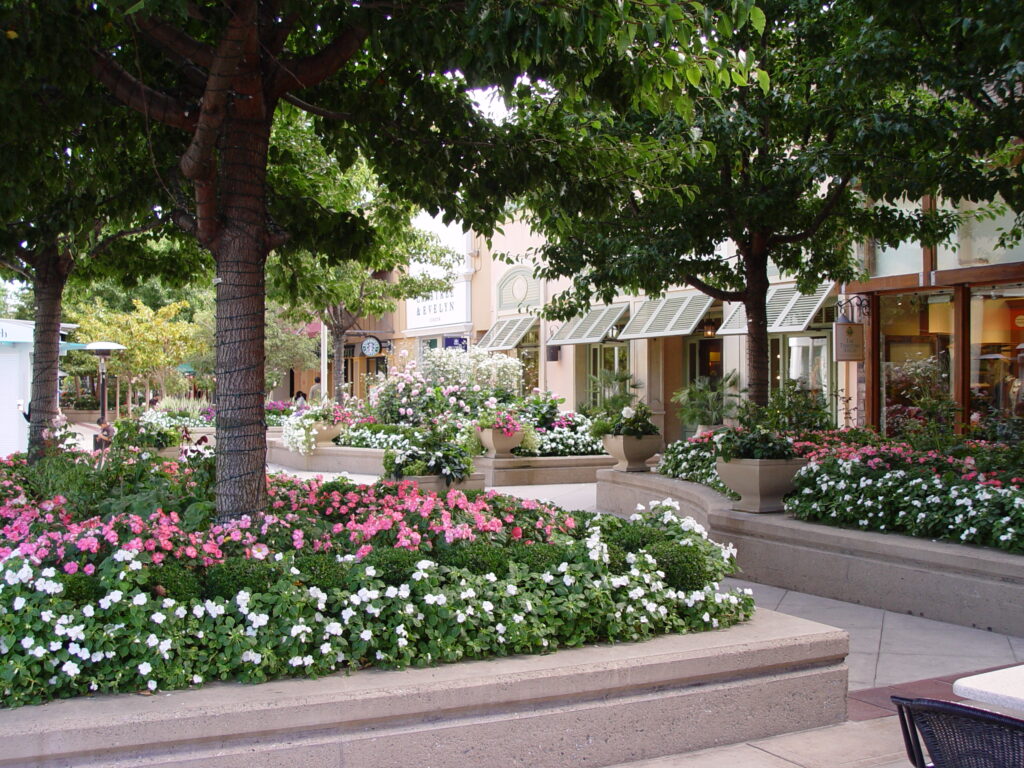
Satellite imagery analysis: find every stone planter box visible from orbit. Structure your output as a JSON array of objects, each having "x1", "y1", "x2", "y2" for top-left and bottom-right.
[
  {"x1": 63, "y1": 409, "x2": 102, "y2": 425},
  {"x1": 596, "y1": 469, "x2": 1024, "y2": 636},
  {"x1": 474, "y1": 454, "x2": 618, "y2": 486},
  {"x1": 0, "y1": 610, "x2": 847, "y2": 768},
  {"x1": 267, "y1": 443, "x2": 387, "y2": 475},
  {"x1": 715, "y1": 457, "x2": 807, "y2": 513},
  {"x1": 389, "y1": 473, "x2": 485, "y2": 493}
]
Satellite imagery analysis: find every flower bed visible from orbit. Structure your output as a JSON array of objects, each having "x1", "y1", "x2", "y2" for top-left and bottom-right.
[
  {"x1": 658, "y1": 429, "x2": 1024, "y2": 553},
  {"x1": 0, "y1": 453, "x2": 752, "y2": 709}
]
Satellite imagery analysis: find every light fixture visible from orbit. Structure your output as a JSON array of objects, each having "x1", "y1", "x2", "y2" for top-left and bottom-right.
[
  {"x1": 702, "y1": 317, "x2": 717, "y2": 337},
  {"x1": 85, "y1": 341, "x2": 126, "y2": 426}
]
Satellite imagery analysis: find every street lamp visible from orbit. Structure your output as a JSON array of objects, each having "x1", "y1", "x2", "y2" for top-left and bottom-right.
[{"x1": 85, "y1": 341, "x2": 126, "y2": 426}]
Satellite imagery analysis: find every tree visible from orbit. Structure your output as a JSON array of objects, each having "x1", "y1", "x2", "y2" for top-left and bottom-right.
[
  {"x1": 520, "y1": 0, "x2": 983, "y2": 405},
  {"x1": 0, "y1": 1, "x2": 203, "y2": 459},
  {"x1": 88, "y1": 0, "x2": 753, "y2": 519},
  {"x1": 70, "y1": 299, "x2": 201, "y2": 407}
]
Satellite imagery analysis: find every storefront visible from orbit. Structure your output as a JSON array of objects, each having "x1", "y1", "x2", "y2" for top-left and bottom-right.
[{"x1": 849, "y1": 198, "x2": 1024, "y2": 431}]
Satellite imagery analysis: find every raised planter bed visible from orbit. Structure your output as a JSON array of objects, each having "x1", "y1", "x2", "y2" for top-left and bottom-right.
[
  {"x1": 474, "y1": 454, "x2": 617, "y2": 486},
  {"x1": 596, "y1": 469, "x2": 1024, "y2": 637},
  {"x1": 0, "y1": 609, "x2": 847, "y2": 768},
  {"x1": 267, "y1": 442, "x2": 386, "y2": 475},
  {"x1": 63, "y1": 409, "x2": 102, "y2": 425}
]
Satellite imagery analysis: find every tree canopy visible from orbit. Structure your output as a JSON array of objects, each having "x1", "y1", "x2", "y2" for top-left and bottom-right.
[{"x1": 519, "y1": 0, "x2": 992, "y2": 404}]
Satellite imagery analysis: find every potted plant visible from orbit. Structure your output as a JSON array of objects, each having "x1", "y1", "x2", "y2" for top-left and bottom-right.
[
  {"x1": 281, "y1": 401, "x2": 349, "y2": 455},
  {"x1": 477, "y1": 408, "x2": 525, "y2": 458},
  {"x1": 712, "y1": 427, "x2": 806, "y2": 513},
  {"x1": 671, "y1": 371, "x2": 740, "y2": 435},
  {"x1": 590, "y1": 402, "x2": 661, "y2": 471}
]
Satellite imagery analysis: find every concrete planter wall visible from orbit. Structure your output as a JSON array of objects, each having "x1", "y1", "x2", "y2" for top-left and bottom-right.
[
  {"x1": 267, "y1": 443, "x2": 387, "y2": 475},
  {"x1": 715, "y1": 457, "x2": 807, "y2": 513},
  {"x1": 64, "y1": 409, "x2": 102, "y2": 425},
  {"x1": 474, "y1": 454, "x2": 617, "y2": 486},
  {"x1": 391, "y1": 473, "x2": 485, "y2": 493},
  {"x1": 0, "y1": 610, "x2": 846, "y2": 768},
  {"x1": 596, "y1": 469, "x2": 1024, "y2": 636}
]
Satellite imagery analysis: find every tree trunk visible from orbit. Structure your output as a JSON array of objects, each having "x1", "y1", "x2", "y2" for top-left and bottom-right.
[
  {"x1": 211, "y1": 47, "x2": 274, "y2": 522},
  {"x1": 743, "y1": 248, "x2": 772, "y2": 407},
  {"x1": 325, "y1": 305, "x2": 358, "y2": 402},
  {"x1": 28, "y1": 247, "x2": 73, "y2": 462}
]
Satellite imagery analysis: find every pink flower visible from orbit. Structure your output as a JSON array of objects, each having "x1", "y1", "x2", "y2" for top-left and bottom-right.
[{"x1": 63, "y1": 562, "x2": 79, "y2": 575}]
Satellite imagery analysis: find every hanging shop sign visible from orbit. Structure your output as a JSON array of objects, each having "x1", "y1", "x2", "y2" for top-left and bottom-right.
[{"x1": 833, "y1": 319, "x2": 865, "y2": 362}]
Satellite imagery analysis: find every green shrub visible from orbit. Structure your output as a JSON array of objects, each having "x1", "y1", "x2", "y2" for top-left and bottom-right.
[
  {"x1": 435, "y1": 541, "x2": 511, "y2": 576},
  {"x1": 605, "y1": 542, "x2": 628, "y2": 574},
  {"x1": 151, "y1": 562, "x2": 204, "y2": 602},
  {"x1": 645, "y1": 541, "x2": 710, "y2": 591},
  {"x1": 565, "y1": 510, "x2": 597, "y2": 539},
  {"x1": 361, "y1": 547, "x2": 421, "y2": 585},
  {"x1": 507, "y1": 542, "x2": 574, "y2": 573},
  {"x1": 319, "y1": 478, "x2": 358, "y2": 496},
  {"x1": 604, "y1": 523, "x2": 669, "y2": 552},
  {"x1": 59, "y1": 573, "x2": 104, "y2": 605},
  {"x1": 205, "y1": 557, "x2": 282, "y2": 599},
  {"x1": 294, "y1": 553, "x2": 352, "y2": 591}
]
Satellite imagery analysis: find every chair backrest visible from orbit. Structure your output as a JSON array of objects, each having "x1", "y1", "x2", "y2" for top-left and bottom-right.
[{"x1": 891, "y1": 696, "x2": 1024, "y2": 768}]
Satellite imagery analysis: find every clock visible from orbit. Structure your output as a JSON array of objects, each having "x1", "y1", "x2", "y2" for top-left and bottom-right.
[{"x1": 360, "y1": 336, "x2": 382, "y2": 357}]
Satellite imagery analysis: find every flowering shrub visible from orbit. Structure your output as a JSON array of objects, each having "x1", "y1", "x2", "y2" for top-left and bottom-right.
[
  {"x1": 114, "y1": 410, "x2": 181, "y2": 450},
  {"x1": 657, "y1": 434, "x2": 736, "y2": 498},
  {"x1": 264, "y1": 401, "x2": 296, "y2": 427},
  {"x1": 788, "y1": 438, "x2": 1024, "y2": 551},
  {"x1": 522, "y1": 412, "x2": 604, "y2": 457},
  {"x1": 712, "y1": 427, "x2": 796, "y2": 461},
  {"x1": 418, "y1": 347, "x2": 524, "y2": 396},
  {"x1": 281, "y1": 400, "x2": 367, "y2": 455},
  {"x1": 590, "y1": 403, "x2": 660, "y2": 439},
  {"x1": 0, "y1": 462, "x2": 753, "y2": 708},
  {"x1": 479, "y1": 409, "x2": 523, "y2": 437}
]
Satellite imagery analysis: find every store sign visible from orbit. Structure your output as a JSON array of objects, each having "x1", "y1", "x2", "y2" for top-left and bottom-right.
[
  {"x1": 443, "y1": 336, "x2": 467, "y2": 350},
  {"x1": 405, "y1": 281, "x2": 470, "y2": 330},
  {"x1": 833, "y1": 321, "x2": 865, "y2": 362}
]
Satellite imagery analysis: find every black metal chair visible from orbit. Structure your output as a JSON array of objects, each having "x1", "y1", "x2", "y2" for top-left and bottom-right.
[{"x1": 892, "y1": 696, "x2": 1024, "y2": 768}]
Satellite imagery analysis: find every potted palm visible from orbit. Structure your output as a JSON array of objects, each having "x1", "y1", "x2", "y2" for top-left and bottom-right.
[
  {"x1": 672, "y1": 371, "x2": 740, "y2": 435},
  {"x1": 712, "y1": 427, "x2": 806, "y2": 513},
  {"x1": 590, "y1": 402, "x2": 661, "y2": 471}
]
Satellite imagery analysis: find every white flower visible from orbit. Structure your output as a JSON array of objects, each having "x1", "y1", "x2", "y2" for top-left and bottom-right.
[
  {"x1": 138, "y1": 662, "x2": 152, "y2": 676},
  {"x1": 360, "y1": 629, "x2": 373, "y2": 642},
  {"x1": 621, "y1": 406, "x2": 636, "y2": 419},
  {"x1": 505, "y1": 584, "x2": 518, "y2": 596},
  {"x1": 132, "y1": 593, "x2": 147, "y2": 606},
  {"x1": 61, "y1": 660, "x2": 80, "y2": 677}
]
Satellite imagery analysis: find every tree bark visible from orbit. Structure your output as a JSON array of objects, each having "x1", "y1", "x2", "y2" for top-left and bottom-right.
[
  {"x1": 28, "y1": 247, "x2": 74, "y2": 462},
  {"x1": 743, "y1": 246, "x2": 772, "y2": 407},
  {"x1": 325, "y1": 305, "x2": 358, "y2": 401}
]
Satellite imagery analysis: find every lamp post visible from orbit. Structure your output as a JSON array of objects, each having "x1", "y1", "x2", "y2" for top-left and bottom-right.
[{"x1": 85, "y1": 341, "x2": 126, "y2": 426}]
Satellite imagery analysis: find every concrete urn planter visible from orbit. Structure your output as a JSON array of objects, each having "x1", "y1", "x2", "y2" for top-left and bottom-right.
[
  {"x1": 479, "y1": 428, "x2": 525, "y2": 458},
  {"x1": 602, "y1": 434, "x2": 661, "y2": 472},
  {"x1": 715, "y1": 457, "x2": 808, "y2": 513},
  {"x1": 313, "y1": 422, "x2": 343, "y2": 445},
  {"x1": 695, "y1": 424, "x2": 725, "y2": 436}
]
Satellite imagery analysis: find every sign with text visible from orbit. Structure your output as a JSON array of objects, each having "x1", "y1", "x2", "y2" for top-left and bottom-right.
[
  {"x1": 833, "y1": 321, "x2": 865, "y2": 362},
  {"x1": 405, "y1": 281, "x2": 470, "y2": 331}
]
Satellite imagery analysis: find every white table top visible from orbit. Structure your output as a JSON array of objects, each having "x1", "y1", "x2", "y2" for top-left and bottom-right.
[{"x1": 953, "y1": 665, "x2": 1024, "y2": 714}]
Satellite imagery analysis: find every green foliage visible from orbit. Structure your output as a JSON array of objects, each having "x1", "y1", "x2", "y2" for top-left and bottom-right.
[
  {"x1": 645, "y1": 541, "x2": 711, "y2": 592},
  {"x1": 151, "y1": 563, "x2": 204, "y2": 602},
  {"x1": 58, "y1": 573, "x2": 104, "y2": 605},
  {"x1": 507, "y1": 542, "x2": 575, "y2": 573},
  {"x1": 589, "y1": 401, "x2": 659, "y2": 438},
  {"x1": 204, "y1": 558, "x2": 284, "y2": 600},
  {"x1": 738, "y1": 379, "x2": 832, "y2": 433},
  {"x1": 673, "y1": 371, "x2": 740, "y2": 426},
  {"x1": 361, "y1": 548, "x2": 421, "y2": 586},
  {"x1": 435, "y1": 542, "x2": 511, "y2": 576},
  {"x1": 603, "y1": 523, "x2": 670, "y2": 553},
  {"x1": 658, "y1": 437, "x2": 737, "y2": 498},
  {"x1": 714, "y1": 428, "x2": 796, "y2": 461},
  {"x1": 294, "y1": 554, "x2": 352, "y2": 592}
]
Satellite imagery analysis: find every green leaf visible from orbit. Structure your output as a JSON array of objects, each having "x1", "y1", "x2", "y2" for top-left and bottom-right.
[
  {"x1": 685, "y1": 66, "x2": 702, "y2": 88},
  {"x1": 749, "y1": 6, "x2": 767, "y2": 35},
  {"x1": 756, "y1": 68, "x2": 770, "y2": 94},
  {"x1": 730, "y1": 69, "x2": 748, "y2": 86}
]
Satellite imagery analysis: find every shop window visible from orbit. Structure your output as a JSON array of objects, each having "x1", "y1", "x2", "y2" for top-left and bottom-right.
[
  {"x1": 937, "y1": 198, "x2": 1024, "y2": 270},
  {"x1": 969, "y1": 286, "x2": 1024, "y2": 421},
  {"x1": 516, "y1": 327, "x2": 539, "y2": 392},
  {"x1": 879, "y1": 292, "x2": 955, "y2": 437},
  {"x1": 686, "y1": 339, "x2": 724, "y2": 383},
  {"x1": 587, "y1": 341, "x2": 629, "y2": 407}
]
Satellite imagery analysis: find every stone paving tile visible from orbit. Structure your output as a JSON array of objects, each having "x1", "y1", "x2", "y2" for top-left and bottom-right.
[
  {"x1": 1009, "y1": 635, "x2": 1024, "y2": 662},
  {"x1": 873, "y1": 653, "x2": 1014, "y2": 687},
  {"x1": 722, "y1": 578, "x2": 786, "y2": 611},
  {"x1": 847, "y1": 698, "x2": 896, "y2": 721},
  {"x1": 878, "y1": 612, "x2": 1016, "y2": 657},
  {"x1": 776, "y1": 591, "x2": 886, "y2": 631},
  {"x1": 846, "y1": 651, "x2": 880, "y2": 691},
  {"x1": 750, "y1": 718, "x2": 907, "y2": 768},
  {"x1": 605, "y1": 743, "x2": 803, "y2": 768}
]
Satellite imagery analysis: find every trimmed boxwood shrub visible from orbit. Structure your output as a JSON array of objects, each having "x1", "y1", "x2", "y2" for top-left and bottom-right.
[
  {"x1": 150, "y1": 562, "x2": 204, "y2": 602},
  {"x1": 508, "y1": 542, "x2": 575, "y2": 573},
  {"x1": 205, "y1": 557, "x2": 283, "y2": 599},
  {"x1": 361, "y1": 547, "x2": 421, "y2": 586},
  {"x1": 604, "y1": 522, "x2": 669, "y2": 552},
  {"x1": 645, "y1": 541, "x2": 710, "y2": 592},
  {"x1": 58, "y1": 573, "x2": 104, "y2": 605},
  {"x1": 294, "y1": 553, "x2": 352, "y2": 592},
  {"x1": 434, "y1": 541, "x2": 511, "y2": 576}
]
